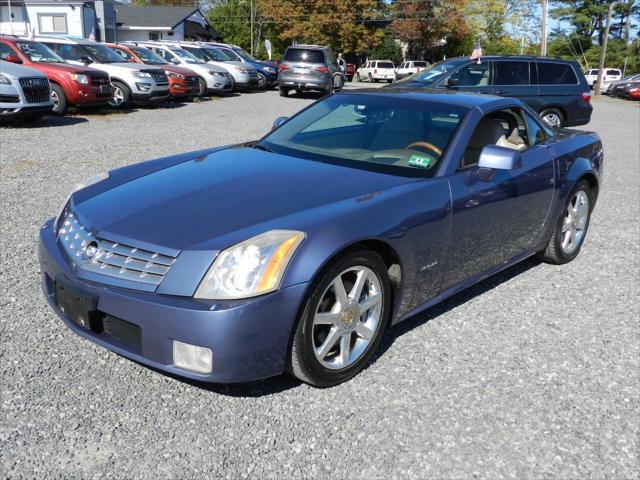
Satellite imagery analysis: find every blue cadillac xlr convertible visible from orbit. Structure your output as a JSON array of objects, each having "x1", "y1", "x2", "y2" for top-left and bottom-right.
[{"x1": 39, "y1": 88, "x2": 603, "y2": 387}]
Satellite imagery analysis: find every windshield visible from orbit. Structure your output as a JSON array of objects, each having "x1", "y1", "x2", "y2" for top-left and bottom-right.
[
  {"x1": 233, "y1": 47, "x2": 257, "y2": 62},
  {"x1": 261, "y1": 94, "x2": 468, "y2": 177},
  {"x1": 173, "y1": 48, "x2": 203, "y2": 64},
  {"x1": 130, "y1": 47, "x2": 166, "y2": 65},
  {"x1": 80, "y1": 44, "x2": 125, "y2": 63},
  {"x1": 401, "y1": 59, "x2": 467, "y2": 85},
  {"x1": 16, "y1": 41, "x2": 64, "y2": 63},
  {"x1": 201, "y1": 46, "x2": 233, "y2": 62},
  {"x1": 182, "y1": 46, "x2": 212, "y2": 62}
]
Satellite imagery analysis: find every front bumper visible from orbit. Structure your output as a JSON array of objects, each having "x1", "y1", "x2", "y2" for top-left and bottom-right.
[
  {"x1": 0, "y1": 104, "x2": 52, "y2": 117},
  {"x1": 70, "y1": 85, "x2": 113, "y2": 106},
  {"x1": 38, "y1": 219, "x2": 308, "y2": 383},
  {"x1": 131, "y1": 88, "x2": 170, "y2": 104}
]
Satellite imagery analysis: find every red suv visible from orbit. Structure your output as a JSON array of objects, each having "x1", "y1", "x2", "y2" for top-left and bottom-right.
[
  {"x1": 0, "y1": 35, "x2": 113, "y2": 114},
  {"x1": 107, "y1": 43, "x2": 199, "y2": 100}
]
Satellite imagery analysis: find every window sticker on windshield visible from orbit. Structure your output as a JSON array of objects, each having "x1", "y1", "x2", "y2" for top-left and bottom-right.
[{"x1": 408, "y1": 154, "x2": 432, "y2": 169}]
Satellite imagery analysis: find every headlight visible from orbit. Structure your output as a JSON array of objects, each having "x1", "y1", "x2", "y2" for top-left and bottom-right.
[
  {"x1": 70, "y1": 73, "x2": 90, "y2": 84},
  {"x1": 0, "y1": 74, "x2": 11, "y2": 84},
  {"x1": 194, "y1": 230, "x2": 305, "y2": 300},
  {"x1": 167, "y1": 71, "x2": 185, "y2": 79},
  {"x1": 230, "y1": 66, "x2": 248, "y2": 73},
  {"x1": 134, "y1": 72, "x2": 152, "y2": 78},
  {"x1": 57, "y1": 172, "x2": 109, "y2": 225},
  {"x1": 265, "y1": 67, "x2": 275, "y2": 73}
]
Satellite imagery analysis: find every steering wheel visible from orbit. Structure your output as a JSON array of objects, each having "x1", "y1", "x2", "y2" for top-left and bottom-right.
[{"x1": 405, "y1": 141, "x2": 443, "y2": 157}]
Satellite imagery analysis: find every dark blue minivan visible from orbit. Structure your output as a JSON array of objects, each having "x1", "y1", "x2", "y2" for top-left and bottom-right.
[{"x1": 397, "y1": 56, "x2": 592, "y2": 127}]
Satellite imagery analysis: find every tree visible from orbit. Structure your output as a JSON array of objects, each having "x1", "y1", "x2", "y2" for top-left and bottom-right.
[
  {"x1": 258, "y1": 0, "x2": 385, "y2": 54},
  {"x1": 370, "y1": 28, "x2": 403, "y2": 64},
  {"x1": 390, "y1": 0, "x2": 469, "y2": 60}
]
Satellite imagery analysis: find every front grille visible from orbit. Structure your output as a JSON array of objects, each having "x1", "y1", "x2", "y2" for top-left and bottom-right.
[
  {"x1": 142, "y1": 69, "x2": 169, "y2": 86},
  {"x1": 90, "y1": 74, "x2": 110, "y2": 86},
  {"x1": 58, "y1": 212, "x2": 177, "y2": 287},
  {"x1": 185, "y1": 76, "x2": 198, "y2": 88},
  {"x1": 19, "y1": 77, "x2": 50, "y2": 103}
]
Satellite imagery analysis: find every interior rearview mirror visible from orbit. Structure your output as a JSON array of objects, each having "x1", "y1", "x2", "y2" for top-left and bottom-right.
[
  {"x1": 478, "y1": 145, "x2": 522, "y2": 171},
  {"x1": 79, "y1": 55, "x2": 93, "y2": 64},
  {"x1": 272, "y1": 116, "x2": 288, "y2": 130}
]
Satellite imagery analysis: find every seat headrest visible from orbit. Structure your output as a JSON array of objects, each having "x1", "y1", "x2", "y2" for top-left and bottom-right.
[{"x1": 468, "y1": 118, "x2": 506, "y2": 150}]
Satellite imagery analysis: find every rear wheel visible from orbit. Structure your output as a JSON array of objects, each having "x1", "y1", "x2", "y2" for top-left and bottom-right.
[
  {"x1": 108, "y1": 81, "x2": 130, "y2": 108},
  {"x1": 288, "y1": 250, "x2": 391, "y2": 387},
  {"x1": 538, "y1": 180, "x2": 593, "y2": 264},
  {"x1": 540, "y1": 107, "x2": 564, "y2": 128},
  {"x1": 279, "y1": 87, "x2": 290, "y2": 97},
  {"x1": 50, "y1": 83, "x2": 68, "y2": 115}
]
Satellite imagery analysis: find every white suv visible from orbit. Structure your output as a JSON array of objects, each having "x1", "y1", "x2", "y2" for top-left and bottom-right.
[
  {"x1": 357, "y1": 60, "x2": 396, "y2": 83},
  {"x1": 584, "y1": 68, "x2": 622, "y2": 88},
  {"x1": 0, "y1": 60, "x2": 52, "y2": 121},
  {"x1": 395, "y1": 60, "x2": 429, "y2": 80},
  {"x1": 37, "y1": 36, "x2": 169, "y2": 108},
  {"x1": 137, "y1": 42, "x2": 232, "y2": 96}
]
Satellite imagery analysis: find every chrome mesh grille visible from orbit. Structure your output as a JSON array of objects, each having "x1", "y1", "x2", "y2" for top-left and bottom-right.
[
  {"x1": 142, "y1": 69, "x2": 169, "y2": 86},
  {"x1": 19, "y1": 77, "x2": 50, "y2": 103},
  {"x1": 58, "y1": 212, "x2": 176, "y2": 287}
]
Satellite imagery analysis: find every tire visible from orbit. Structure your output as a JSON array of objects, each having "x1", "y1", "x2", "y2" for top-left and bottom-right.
[
  {"x1": 279, "y1": 87, "x2": 289, "y2": 97},
  {"x1": 288, "y1": 249, "x2": 392, "y2": 387},
  {"x1": 387, "y1": 79, "x2": 393, "y2": 83},
  {"x1": 50, "y1": 83, "x2": 68, "y2": 115},
  {"x1": 540, "y1": 107, "x2": 564, "y2": 128},
  {"x1": 108, "y1": 81, "x2": 130, "y2": 109},
  {"x1": 537, "y1": 180, "x2": 593, "y2": 265},
  {"x1": 347, "y1": 75, "x2": 353, "y2": 82},
  {"x1": 333, "y1": 74, "x2": 343, "y2": 92},
  {"x1": 256, "y1": 72, "x2": 267, "y2": 90},
  {"x1": 196, "y1": 77, "x2": 207, "y2": 97}
]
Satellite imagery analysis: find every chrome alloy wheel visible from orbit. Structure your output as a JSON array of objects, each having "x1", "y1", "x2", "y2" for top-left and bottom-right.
[
  {"x1": 51, "y1": 89, "x2": 60, "y2": 109},
  {"x1": 542, "y1": 112, "x2": 562, "y2": 127},
  {"x1": 561, "y1": 190, "x2": 589, "y2": 254},
  {"x1": 312, "y1": 266, "x2": 383, "y2": 370},
  {"x1": 108, "y1": 86, "x2": 125, "y2": 107}
]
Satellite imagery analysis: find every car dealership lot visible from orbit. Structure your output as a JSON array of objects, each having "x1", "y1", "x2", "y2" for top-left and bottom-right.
[{"x1": 1, "y1": 88, "x2": 638, "y2": 478}]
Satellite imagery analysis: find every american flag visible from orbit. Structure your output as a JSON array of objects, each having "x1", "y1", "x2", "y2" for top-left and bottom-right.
[{"x1": 470, "y1": 40, "x2": 482, "y2": 63}]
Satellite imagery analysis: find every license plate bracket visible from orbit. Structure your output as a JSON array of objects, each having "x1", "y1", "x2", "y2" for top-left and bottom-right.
[{"x1": 55, "y1": 279, "x2": 100, "y2": 331}]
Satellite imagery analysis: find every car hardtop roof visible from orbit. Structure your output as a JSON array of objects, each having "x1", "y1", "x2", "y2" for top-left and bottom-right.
[
  {"x1": 30, "y1": 35, "x2": 100, "y2": 45},
  {"x1": 340, "y1": 86, "x2": 519, "y2": 109},
  {"x1": 369, "y1": 59, "x2": 394, "y2": 63},
  {"x1": 133, "y1": 41, "x2": 184, "y2": 50},
  {"x1": 445, "y1": 55, "x2": 578, "y2": 64},
  {"x1": 287, "y1": 44, "x2": 329, "y2": 50}
]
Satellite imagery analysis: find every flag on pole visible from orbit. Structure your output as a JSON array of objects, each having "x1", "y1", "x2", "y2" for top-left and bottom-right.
[
  {"x1": 264, "y1": 39, "x2": 272, "y2": 60},
  {"x1": 88, "y1": 27, "x2": 95, "y2": 41},
  {"x1": 470, "y1": 40, "x2": 482, "y2": 64},
  {"x1": 29, "y1": 26, "x2": 36, "y2": 41}
]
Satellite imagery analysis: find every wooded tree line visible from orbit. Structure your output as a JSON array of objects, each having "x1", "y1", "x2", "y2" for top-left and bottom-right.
[{"x1": 136, "y1": 0, "x2": 640, "y2": 71}]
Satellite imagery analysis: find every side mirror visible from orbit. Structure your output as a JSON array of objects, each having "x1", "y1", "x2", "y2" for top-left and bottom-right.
[
  {"x1": 272, "y1": 116, "x2": 288, "y2": 130},
  {"x1": 170, "y1": 58, "x2": 180, "y2": 65},
  {"x1": 79, "y1": 55, "x2": 93, "y2": 64},
  {"x1": 478, "y1": 145, "x2": 522, "y2": 171},
  {"x1": 5, "y1": 54, "x2": 22, "y2": 64},
  {"x1": 445, "y1": 76, "x2": 458, "y2": 88}
]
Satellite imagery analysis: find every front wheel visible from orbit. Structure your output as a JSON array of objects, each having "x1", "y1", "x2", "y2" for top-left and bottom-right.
[
  {"x1": 196, "y1": 77, "x2": 207, "y2": 97},
  {"x1": 50, "y1": 83, "x2": 68, "y2": 115},
  {"x1": 108, "y1": 81, "x2": 130, "y2": 108},
  {"x1": 279, "y1": 87, "x2": 290, "y2": 97},
  {"x1": 288, "y1": 250, "x2": 392, "y2": 387},
  {"x1": 538, "y1": 180, "x2": 593, "y2": 264},
  {"x1": 256, "y1": 72, "x2": 267, "y2": 89}
]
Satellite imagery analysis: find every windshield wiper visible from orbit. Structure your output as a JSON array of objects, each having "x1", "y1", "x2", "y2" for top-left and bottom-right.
[{"x1": 253, "y1": 142, "x2": 273, "y2": 152}]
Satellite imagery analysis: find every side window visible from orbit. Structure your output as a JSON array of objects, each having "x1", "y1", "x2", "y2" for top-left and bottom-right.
[
  {"x1": 523, "y1": 111, "x2": 547, "y2": 146},
  {"x1": 0, "y1": 43, "x2": 15, "y2": 60},
  {"x1": 537, "y1": 62, "x2": 578, "y2": 85},
  {"x1": 606, "y1": 69, "x2": 619, "y2": 76},
  {"x1": 461, "y1": 108, "x2": 529, "y2": 169},
  {"x1": 50, "y1": 44, "x2": 83, "y2": 61},
  {"x1": 449, "y1": 62, "x2": 490, "y2": 87},
  {"x1": 494, "y1": 61, "x2": 529, "y2": 85}
]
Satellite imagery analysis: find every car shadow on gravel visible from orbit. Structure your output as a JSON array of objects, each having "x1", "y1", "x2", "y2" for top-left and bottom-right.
[
  {"x1": 0, "y1": 115, "x2": 89, "y2": 128},
  {"x1": 152, "y1": 257, "x2": 542, "y2": 397}
]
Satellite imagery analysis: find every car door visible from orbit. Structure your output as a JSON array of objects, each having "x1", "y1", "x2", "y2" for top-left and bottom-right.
[
  {"x1": 442, "y1": 60, "x2": 492, "y2": 94},
  {"x1": 443, "y1": 106, "x2": 555, "y2": 288},
  {"x1": 490, "y1": 60, "x2": 537, "y2": 107}
]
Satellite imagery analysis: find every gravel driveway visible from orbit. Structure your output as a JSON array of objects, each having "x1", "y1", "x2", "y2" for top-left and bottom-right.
[{"x1": 1, "y1": 87, "x2": 638, "y2": 479}]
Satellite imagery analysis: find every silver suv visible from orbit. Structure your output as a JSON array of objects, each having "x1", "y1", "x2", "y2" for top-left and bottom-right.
[
  {"x1": 0, "y1": 60, "x2": 52, "y2": 121},
  {"x1": 138, "y1": 42, "x2": 232, "y2": 96},
  {"x1": 278, "y1": 45, "x2": 343, "y2": 97},
  {"x1": 37, "y1": 36, "x2": 169, "y2": 108}
]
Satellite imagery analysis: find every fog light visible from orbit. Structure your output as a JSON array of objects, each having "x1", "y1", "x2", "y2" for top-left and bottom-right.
[
  {"x1": 172, "y1": 340, "x2": 212, "y2": 374},
  {"x1": 136, "y1": 82, "x2": 151, "y2": 91}
]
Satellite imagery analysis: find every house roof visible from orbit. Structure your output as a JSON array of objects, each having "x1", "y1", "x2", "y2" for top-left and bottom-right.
[{"x1": 115, "y1": 6, "x2": 203, "y2": 29}]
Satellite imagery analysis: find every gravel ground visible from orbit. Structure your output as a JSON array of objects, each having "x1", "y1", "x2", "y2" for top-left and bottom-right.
[{"x1": 1, "y1": 86, "x2": 638, "y2": 479}]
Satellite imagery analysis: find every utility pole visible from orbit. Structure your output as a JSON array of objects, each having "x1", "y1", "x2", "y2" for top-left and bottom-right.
[
  {"x1": 594, "y1": 2, "x2": 615, "y2": 96},
  {"x1": 7, "y1": 0, "x2": 14, "y2": 35},
  {"x1": 540, "y1": 0, "x2": 548, "y2": 56},
  {"x1": 250, "y1": 0, "x2": 255, "y2": 56}
]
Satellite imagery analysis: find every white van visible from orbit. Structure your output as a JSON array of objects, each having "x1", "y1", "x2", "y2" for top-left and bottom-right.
[{"x1": 584, "y1": 68, "x2": 622, "y2": 88}]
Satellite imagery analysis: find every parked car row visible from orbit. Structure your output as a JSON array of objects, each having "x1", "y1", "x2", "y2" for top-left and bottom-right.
[
  {"x1": 603, "y1": 73, "x2": 640, "y2": 99},
  {"x1": 0, "y1": 34, "x2": 279, "y2": 122}
]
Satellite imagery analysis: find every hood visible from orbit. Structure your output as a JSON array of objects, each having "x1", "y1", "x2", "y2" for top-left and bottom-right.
[
  {"x1": 32, "y1": 62, "x2": 96, "y2": 74},
  {"x1": 161, "y1": 64, "x2": 197, "y2": 76},
  {"x1": 0, "y1": 60, "x2": 47, "y2": 78},
  {"x1": 222, "y1": 60, "x2": 254, "y2": 70},
  {"x1": 74, "y1": 147, "x2": 411, "y2": 251}
]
